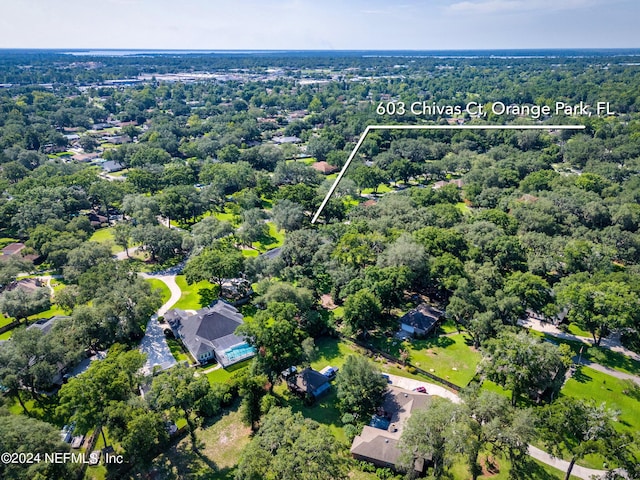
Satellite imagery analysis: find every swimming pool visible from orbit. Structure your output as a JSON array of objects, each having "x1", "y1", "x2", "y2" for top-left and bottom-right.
[{"x1": 224, "y1": 343, "x2": 256, "y2": 361}]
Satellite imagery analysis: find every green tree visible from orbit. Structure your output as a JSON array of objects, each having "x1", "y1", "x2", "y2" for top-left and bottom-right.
[
  {"x1": 235, "y1": 407, "x2": 344, "y2": 480},
  {"x1": 184, "y1": 243, "x2": 244, "y2": 290},
  {"x1": 343, "y1": 288, "x2": 382, "y2": 336},
  {"x1": 539, "y1": 397, "x2": 618, "y2": 480},
  {"x1": 146, "y1": 363, "x2": 210, "y2": 445},
  {"x1": 398, "y1": 396, "x2": 460, "y2": 478},
  {"x1": 0, "y1": 415, "x2": 79, "y2": 480},
  {"x1": 481, "y1": 331, "x2": 568, "y2": 405},
  {"x1": 558, "y1": 278, "x2": 639, "y2": 346},
  {"x1": 236, "y1": 302, "x2": 305, "y2": 386},
  {"x1": 57, "y1": 348, "x2": 146, "y2": 447},
  {"x1": 335, "y1": 355, "x2": 387, "y2": 419},
  {"x1": 0, "y1": 287, "x2": 50, "y2": 323}
]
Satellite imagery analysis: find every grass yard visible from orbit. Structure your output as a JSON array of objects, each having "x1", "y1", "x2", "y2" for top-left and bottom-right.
[
  {"x1": 565, "y1": 322, "x2": 593, "y2": 338},
  {"x1": 558, "y1": 366, "x2": 640, "y2": 469},
  {"x1": 173, "y1": 275, "x2": 215, "y2": 311},
  {"x1": 0, "y1": 313, "x2": 14, "y2": 328},
  {"x1": 455, "y1": 202, "x2": 471, "y2": 214},
  {"x1": 204, "y1": 359, "x2": 251, "y2": 384},
  {"x1": 152, "y1": 404, "x2": 251, "y2": 480},
  {"x1": 361, "y1": 183, "x2": 393, "y2": 195},
  {"x1": 28, "y1": 304, "x2": 67, "y2": 321},
  {"x1": 146, "y1": 278, "x2": 171, "y2": 305},
  {"x1": 251, "y1": 222, "x2": 285, "y2": 252},
  {"x1": 370, "y1": 332, "x2": 481, "y2": 387},
  {"x1": 562, "y1": 366, "x2": 640, "y2": 435},
  {"x1": 276, "y1": 384, "x2": 347, "y2": 444},
  {"x1": 89, "y1": 227, "x2": 124, "y2": 254}
]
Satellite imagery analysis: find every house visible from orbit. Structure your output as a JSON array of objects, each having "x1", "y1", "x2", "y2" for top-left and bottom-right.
[
  {"x1": 432, "y1": 178, "x2": 464, "y2": 190},
  {"x1": 72, "y1": 152, "x2": 101, "y2": 163},
  {"x1": 0, "y1": 242, "x2": 42, "y2": 265},
  {"x1": 2, "y1": 242, "x2": 26, "y2": 256},
  {"x1": 312, "y1": 161, "x2": 339, "y2": 175},
  {"x1": 399, "y1": 303, "x2": 442, "y2": 337},
  {"x1": 5, "y1": 277, "x2": 44, "y2": 293},
  {"x1": 27, "y1": 316, "x2": 70, "y2": 335},
  {"x1": 165, "y1": 301, "x2": 255, "y2": 367},
  {"x1": 350, "y1": 386, "x2": 432, "y2": 474},
  {"x1": 100, "y1": 160, "x2": 125, "y2": 173},
  {"x1": 272, "y1": 135, "x2": 301, "y2": 144},
  {"x1": 102, "y1": 135, "x2": 131, "y2": 145},
  {"x1": 287, "y1": 367, "x2": 331, "y2": 400}
]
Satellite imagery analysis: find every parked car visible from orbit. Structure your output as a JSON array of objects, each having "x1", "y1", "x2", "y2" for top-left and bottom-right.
[
  {"x1": 413, "y1": 386, "x2": 427, "y2": 394},
  {"x1": 381, "y1": 374, "x2": 391, "y2": 384},
  {"x1": 320, "y1": 366, "x2": 338, "y2": 380}
]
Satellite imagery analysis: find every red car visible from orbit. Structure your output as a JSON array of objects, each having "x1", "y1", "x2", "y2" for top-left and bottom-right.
[{"x1": 413, "y1": 386, "x2": 427, "y2": 394}]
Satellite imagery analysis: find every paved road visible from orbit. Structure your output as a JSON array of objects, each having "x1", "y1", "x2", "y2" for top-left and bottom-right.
[
  {"x1": 576, "y1": 357, "x2": 640, "y2": 385},
  {"x1": 138, "y1": 274, "x2": 181, "y2": 375},
  {"x1": 113, "y1": 246, "x2": 139, "y2": 261},
  {"x1": 518, "y1": 317, "x2": 640, "y2": 362},
  {"x1": 386, "y1": 373, "x2": 461, "y2": 403},
  {"x1": 528, "y1": 446, "x2": 606, "y2": 480}
]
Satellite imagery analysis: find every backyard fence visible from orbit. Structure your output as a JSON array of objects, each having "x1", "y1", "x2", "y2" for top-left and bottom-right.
[{"x1": 342, "y1": 334, "x2": 462, "y2": 392}]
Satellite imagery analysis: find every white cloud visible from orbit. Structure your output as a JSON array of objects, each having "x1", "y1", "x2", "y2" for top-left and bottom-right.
[{"x1": 446, "y1": 0, "x2": 598, "y2": 15}]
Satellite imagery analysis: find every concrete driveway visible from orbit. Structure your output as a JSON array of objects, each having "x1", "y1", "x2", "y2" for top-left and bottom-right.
[{"x1": 138, "y1": 274, "x2": 182, "y2": 375}]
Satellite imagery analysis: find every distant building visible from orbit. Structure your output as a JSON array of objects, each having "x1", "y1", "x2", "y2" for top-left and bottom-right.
[
  {"x1": 165, "y1": 301, "x2": 255, "y2": 367},
  {"x1": 432, "y1": 178, "x2": 464, "y2": 190},
  {"x1": 5, "y1": 277, "x2": 45, "y2": 293},
  {"x1": 272, "y1": 135, "x2": 301, "y2": 144},
  {"x1": 27, "y1": 316, "x2": 70, "y2": 335},
  {"x1": 100, "y1": 160, "x2": 125, "y2": 173},
  {"x1": 312, "y1": 161, "x2": 339, "y2": 175}
]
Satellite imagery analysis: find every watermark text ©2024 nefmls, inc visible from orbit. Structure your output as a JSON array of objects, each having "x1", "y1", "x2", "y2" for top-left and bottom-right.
[
  {"x1": 1, "y1": 451, "x2": 124, "y2": 465},
  {"x1": 376, "y1": 100, "x2": 615, "y2": 119}
]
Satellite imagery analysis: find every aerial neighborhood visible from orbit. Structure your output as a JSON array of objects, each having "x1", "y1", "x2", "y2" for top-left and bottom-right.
[{"x1": 0, "y1": 46, "x2": 639, "y2": 480}]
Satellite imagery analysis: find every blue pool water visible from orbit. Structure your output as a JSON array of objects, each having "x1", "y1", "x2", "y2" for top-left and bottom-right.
[
  {"x1": 370, "y1": 415, "x2": 390, "y2": 430},
  {"x1": 224, "y1": 343, "x2": 256, "y2": 361}
]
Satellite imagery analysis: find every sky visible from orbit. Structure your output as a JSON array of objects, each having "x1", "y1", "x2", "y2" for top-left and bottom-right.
[{"x1": 0, "y1": 0, "x2": 638, "y2": 50}]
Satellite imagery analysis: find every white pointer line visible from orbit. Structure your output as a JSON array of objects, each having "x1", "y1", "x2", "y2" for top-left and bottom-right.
[{"x1": 310, "y1": 124, "x2": 586, "y2": 224}]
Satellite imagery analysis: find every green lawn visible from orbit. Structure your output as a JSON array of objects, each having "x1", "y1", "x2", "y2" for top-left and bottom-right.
[
  {"x1": 0, "y1": 313, "x2": 14, "y2": 328},
  {"x1": 562, "y1": 366, "x2": 640, "y2": 435},
  {"x1": 204, "y1": 359, "x2": 251, "y2": 384},
  {"x1": 146, "y1": 278, "x2": 171, "y2": 305},
  {"x1": 173, "y1": 275, "x2": 214, "y2": 311},
  {"x1": 251, "y1": 222, "x2": 285, "y2": 252},
  {"x1": 361, "y1": 183, "x2": 393, "y2": 195},
  {"x1": 455, "y1": 202, "x2": 471, "y2": 214},
  {"x1": 151, "y1": 403, "x2": 251, "y2": 480},
  {"x1": 558, "y1": 366, "x2": 640, "y2": 469},
  {"x1": 89, "y1": 227, "x2": 124, "y2": 254},
  {"x1": 370, "y1": 332, "x2": 481, "y2": 387},
  {"x1": 565, "y1": 322, "x2": 593, "y2": 338}
]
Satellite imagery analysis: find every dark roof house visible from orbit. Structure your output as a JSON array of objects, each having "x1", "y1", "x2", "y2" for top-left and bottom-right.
[
  {"x1": 399, "y1": 303, "x2": 442, "y2": 337},
  {"x1": 165, "y1": 301, "x2": 255, "y2": 367},
  {"x1": 287, "y1": 367, "x2": 331, "y2": 399},
  {"x1": 27, "y1": 316, "x2": 70, "y2": 335}
]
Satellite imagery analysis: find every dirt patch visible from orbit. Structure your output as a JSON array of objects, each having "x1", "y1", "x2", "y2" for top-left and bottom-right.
[
  {"x1": 480, "y1": 455, "x2": 500, "y2": 477},
  {"x1": 321, "y1": 294, "x2": 337, "y2": 310}
]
